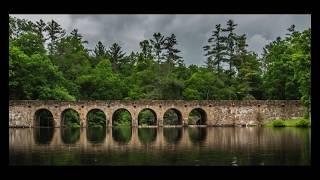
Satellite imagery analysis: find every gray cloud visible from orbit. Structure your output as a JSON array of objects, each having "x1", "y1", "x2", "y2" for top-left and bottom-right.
[{"x1": 10, "y1": 14, "x2": 310, "y2": 65}]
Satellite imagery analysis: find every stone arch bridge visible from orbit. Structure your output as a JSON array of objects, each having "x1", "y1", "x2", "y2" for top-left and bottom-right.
[{"x1": 9, "y1": 100, "x2": 304, "y2": 128}]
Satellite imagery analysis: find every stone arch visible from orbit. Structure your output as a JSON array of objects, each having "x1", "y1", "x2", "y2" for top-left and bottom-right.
[
  {"x1": 112, "y1": 108, "x2": 132, "y2": 126},
  {"x1": 163, "y1": 108, "x2": 183, "y2": 125},
  {"x1": 188, "y1": 108, "x2": 208, "y2": 125},
  {"x1": 86, "y1": 108, "x2": 107, "y2": 128},
  {"x1": 34, "y1": 108, "x2": 54, "y2": 128},
  {"x1": 137, "y1": 108, "x2": 157, "y2": 126},
  {"x1": 61, "y1": 108, "x2": 80, "y2": 128}
]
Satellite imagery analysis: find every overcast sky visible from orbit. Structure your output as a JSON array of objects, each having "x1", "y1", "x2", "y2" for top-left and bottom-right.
[{"x1": 11, "y1": 14, "x2": 311, "y2": 66}]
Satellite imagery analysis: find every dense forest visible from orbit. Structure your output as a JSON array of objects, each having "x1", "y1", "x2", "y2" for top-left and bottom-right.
[{"x1": 9, "y1": 16, "x2": 311, "y2": 127}]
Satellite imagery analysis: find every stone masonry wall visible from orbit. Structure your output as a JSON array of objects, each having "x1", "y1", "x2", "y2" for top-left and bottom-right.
[{"x1": 9, "y1": 100, "x2": 304, "y2": 128}]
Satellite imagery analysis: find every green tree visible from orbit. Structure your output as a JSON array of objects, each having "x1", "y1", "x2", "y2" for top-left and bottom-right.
[
  {"x1": 45, "y1": 20, "x2": 66, "y2": 55},
  {"x1": 107, "y1": 43, "x2": 126, "y2": 72},
  {"x1": 203, "y1": 24, "x2": 226, "y2": 73}
]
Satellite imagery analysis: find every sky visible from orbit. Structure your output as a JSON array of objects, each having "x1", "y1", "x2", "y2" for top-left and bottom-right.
[{"x1": 11, "y1": 14, "x2": 311, "y2": 66}]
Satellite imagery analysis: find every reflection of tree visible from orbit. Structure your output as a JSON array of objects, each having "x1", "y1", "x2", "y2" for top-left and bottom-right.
[
  {"x1": 61, "y1": 128, "x2": 80, "y2": 144},
  {"x1": 164, "y1": 128, "x2": 182, "y2": 144},
  {"x1": 34, "y1": 128, "x2": 54, "y2": 144},
  {"x1": 87, "y1": 127, "x2": 106, "y2": 144},
  {"x1": 112, "y1": 127, "x2": 132, "y2": 144},
  {"x1": 138, "y1": 128, "x2": 157, "y2": 144},
  {"x1": 188, "y1": 128, "x2": 207, "y2": 144}
]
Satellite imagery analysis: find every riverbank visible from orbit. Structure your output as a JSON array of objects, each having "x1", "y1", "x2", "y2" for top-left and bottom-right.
[{"x1": 263, "y1": 118, "x2": 311, "y2": 127}]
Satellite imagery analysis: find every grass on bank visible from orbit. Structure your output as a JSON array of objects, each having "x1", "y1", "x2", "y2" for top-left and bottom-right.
[{"x1": 264, "y1": 118, "x2": 311, "y2": 127}]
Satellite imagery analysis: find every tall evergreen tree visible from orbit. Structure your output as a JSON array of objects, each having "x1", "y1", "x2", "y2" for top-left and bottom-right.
[
  {"x1": 107, "y1": 43, "x2": 126, "y2": 72},
  {"x1": 45, "y1": 20, "x2": 66, "y2": 55},
  {"x1": 222, "y1": 19, "x2": 238, "y2": 75},
  {"x1": 150, "y1": 32, "x2": 165, "y2": 64},
  {"x1": 139, "y1": 40, "x2": 153, "y2": 60},
  {"x1": 163, "y1": 34, "x2": 183, "y2": 67},
  {"x1": 203, "y1": 24, "x2": 226, "y2": 73}
]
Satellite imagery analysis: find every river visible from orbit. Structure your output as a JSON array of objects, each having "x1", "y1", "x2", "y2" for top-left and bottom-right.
[{"x1": 9, "y1": 127, "x2": 310, "y2": 166}]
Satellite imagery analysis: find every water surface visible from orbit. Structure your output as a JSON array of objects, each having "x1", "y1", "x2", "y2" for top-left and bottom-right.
[{"x1": 9, "y1": 127, "x2": 310, "y2": 166}]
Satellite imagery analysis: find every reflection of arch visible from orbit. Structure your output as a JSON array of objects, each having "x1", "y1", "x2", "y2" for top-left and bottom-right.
[
  {"x1": 163, "y1": 108, "x2": 183, "y2": 125},
  {"x1": 188, "y1": 127, "x2": 207, "y2": 144},
  {"x1": 188, "y1": 108, "x2": 207, "y2": 125},
  {"x1": 61, "y1": 108, "x2": 80, "y2": 127},
  {"x1": 61, "y1": 128, "x2": 80, "y2": 144},
  {"x1": 87, "y1": 127, "x2": 106, "y2": 144},
  {"x1": 34, "y1": 109, "x2": 54, "y2": 127},
  {"x1": 112, "y1": 108, "x2": 132, "y2": 126},
  {"x1": 138, "y1": 108, "x2": 157, "y2": 126},
  {"x1": 138, "y1": 128, "x2": 157, "y2": 144},
  {"x1": 112, "y1": 127, "x2": 132, "y2": 144},
  {"x1": 164, "y1": 128, "x2": 182, "y2": 144},
  {"x1": 34, "y1": 128, "x2": 54, "y2": 144},
  {"x1": 86, "y1": 108, "x2": 107, "y2": 128}
]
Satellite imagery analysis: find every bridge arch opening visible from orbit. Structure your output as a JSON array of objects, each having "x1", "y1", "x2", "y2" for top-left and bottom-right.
[
  {"x1": 86, "y1": 109, "x2": 107, "y2": 128},
  {"x1": 163, "y1": 108, "x2": 183, "y2": 125},
  {"x1": 61, "y1": 108, "x2": 80, "y2": 128},
  {"x1": 112, "y1": 108, "x2": 132, "y2": 126},
  {"x1": 188, "y1": 108, "x2": 207, "y2": 125},
  {"x1": 34, "y1": 109, "x2": 54, "y2": 128},
  {"x1": 138, "y1": 108, "x2": 157, "y2": 126}
]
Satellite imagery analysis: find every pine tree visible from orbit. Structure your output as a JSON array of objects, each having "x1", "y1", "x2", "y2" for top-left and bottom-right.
[
  {"x1": 139, "y1": 40, "x2": 153, "y2": 59},
  {"x1": 45, "y1": 20, "x2": 66, "y2": 55},
  {"x1": 163, "y1": 34, "x2": 182, "y2": 67},
  {"x1": 107, "y1": 43, "x2": 126, "y2": 72},
  {"x1": 203, "y1": 24, "x2": 226, "y2": 73},
  {"x1": 150, "y1": 32, "x2": 165, "y2": 64},
  {"x1": 222, "y1": 19, "x2": 238, "y2": 75}
]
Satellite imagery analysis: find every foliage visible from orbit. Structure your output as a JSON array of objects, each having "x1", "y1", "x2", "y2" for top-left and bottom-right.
[
  {"x1": 295, "y1": 119, "x2": 310, "y2": 127},
  {"x1": 62, "y1": 110, "x2": 80, "y2": 128},
  {"x1": 9, "y1": 16, "x2": 311, "y2": 126},
  {"x1": 87, "y1": 110, "x2": 106, "y2": 128},
  {"x1": 264, "y1": 118, "x2": 311, "y2": 127},
  {"x1": 138, "y1": 109, "x2": 156, "y2": 126},
  {"x1": 272, "y1": 119, "x2": 286, "y2": 127}
]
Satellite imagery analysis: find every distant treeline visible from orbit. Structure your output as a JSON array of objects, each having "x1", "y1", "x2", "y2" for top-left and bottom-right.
[{"x1": 9, "y1": 16, "x2": 310, "y2": 118}]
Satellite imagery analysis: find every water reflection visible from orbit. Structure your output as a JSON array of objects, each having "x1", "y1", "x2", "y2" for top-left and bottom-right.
[
  {"x1": 112, "y1": 127, "x2": 132, "y2": 144},
  {"x1": 61, "y1": 128, "x2": 80, "y2": 144},
  {"x1": 138, "y1": 128, "x2": 157, "y2": 144},
  {"x1": 34, "y1": 128, "x2": 54, "y2": 144},
  {"x1": 9, "y1": 127, "x2": 311, "y2": 165},
  {"x1": 164, "y1": 128, "x2": 182, "y2": 144},
  {"x1": 188, "y1": 127, "x2": 207, "y2": 144},
  {"x1": 87, "y1": 127, "x2": 106, "y2": 144}
]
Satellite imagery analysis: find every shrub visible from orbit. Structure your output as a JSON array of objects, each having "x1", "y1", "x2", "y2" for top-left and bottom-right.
[
  {"x1": 296, "y1": 119, "x2": 310, "y2": 127},
  {"x1": 272, "y1": 119, "x2": 286, "y2": 127}
]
